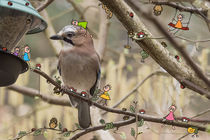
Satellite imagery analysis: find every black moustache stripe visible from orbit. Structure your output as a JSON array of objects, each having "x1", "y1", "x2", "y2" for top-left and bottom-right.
[{"x1": 63, "y1": 37, "x2": 75, "y2": 46}]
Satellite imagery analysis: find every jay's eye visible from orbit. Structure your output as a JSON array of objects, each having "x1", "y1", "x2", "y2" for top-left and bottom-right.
[{"x1": 67, "y1": 33, "x2": 74, "y2": 38}]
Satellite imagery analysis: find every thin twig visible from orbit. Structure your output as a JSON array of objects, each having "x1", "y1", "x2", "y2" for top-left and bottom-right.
[
  {"x1": 36, "y1": 0, "x2": 55, "y2": 12},
  {"x1": 191, "y1": 109, "x2": 210, "y2": 119},
  {"x1": 7, "y1": 84, "x2": 71, "y2": 106},
  {"x1": 147, "y1": 35, "x2": 210, "y2": 43},
  {"x1": 69, "y1": 119, "x2": 136, "y2": 140},
  {"x1": 150, "y1": 2, "x2": 207, "y2": 16},
  {"x1": 178, "y1": 133, "x2": 190, "y2": 140},
  {"x1": 11, "y1": 127, "x2": 80, "y2": 140},
  {"x1": 97, "y1": 6, "x2": 110, "y2": 60},
  {"x1": 112, "y1": 71, "x2": 169, "y2": 109}
]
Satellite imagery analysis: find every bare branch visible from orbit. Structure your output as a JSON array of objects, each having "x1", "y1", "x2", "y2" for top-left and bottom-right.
[
  {"x1": 112, "y1": 71, "x2": 169, "y2": 109},
  {"x1": 7, "y1": 85, "x2": 71, "y2": 107},
  {"x1": 150, "y1": 2, "x2": 207, "y2": 16},
  {"x1": 70, "y1": 119, "x2": 136, "y2": 140},
  {"x1": 191, "y1": 109, "x2": 210, "y2": 119},
  {"x1": 36, "y1": 0, "x2": 55, "y2": 12},
  {"x1": 178, "y1": 133, "x2": 190, "y2": 140},
  {"x1": 97, "y1": 6, "x2": 110, "y2": 60},
  {"x1": 8, "y1": 68, "x2": 209, "y2": 139},
  {"x1": 40, "y1": 10, "x2": 63, "y2": 56},
  {"x1": 31, "y1": 69, "x2": 207, "y2": 133}
]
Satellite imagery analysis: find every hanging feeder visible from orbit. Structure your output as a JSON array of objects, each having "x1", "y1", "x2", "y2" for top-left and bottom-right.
[{"x1": 0, "y1": 0, "x2": 47, "y2": 86}]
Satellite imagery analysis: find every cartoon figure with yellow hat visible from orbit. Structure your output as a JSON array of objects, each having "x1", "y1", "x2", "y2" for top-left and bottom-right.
[{"x1": 99, "y1": 84, "x2": 111, "y2": 106}]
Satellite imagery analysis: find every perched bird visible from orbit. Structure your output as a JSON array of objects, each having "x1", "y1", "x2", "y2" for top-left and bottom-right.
[{"x1": 50, "y1": 25, "x2": 100, "y2": 128}]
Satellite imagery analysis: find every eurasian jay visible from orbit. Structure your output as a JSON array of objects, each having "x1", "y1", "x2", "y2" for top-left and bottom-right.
[{"x1": 50, "y1": 25, "x2": 100, "y2": 128}]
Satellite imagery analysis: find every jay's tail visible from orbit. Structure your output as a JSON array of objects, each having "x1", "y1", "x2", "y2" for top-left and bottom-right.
[{"x1": 78, "y1": 101, "x2": 91, "y2": 128}]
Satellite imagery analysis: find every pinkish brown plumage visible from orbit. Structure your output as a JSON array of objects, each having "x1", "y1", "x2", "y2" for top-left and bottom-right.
[{"x1": 50, "y1": 25, "x2": 100, "y2": 128}]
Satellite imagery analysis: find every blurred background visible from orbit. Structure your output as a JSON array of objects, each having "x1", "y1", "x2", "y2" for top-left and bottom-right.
[{"x1": 0, "y1": 0, "x2": 210, "y2": 139}]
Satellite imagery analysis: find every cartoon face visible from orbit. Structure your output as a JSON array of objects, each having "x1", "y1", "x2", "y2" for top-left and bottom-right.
[
  {"x1": 169, "y1": 105, "x2": 176, "y2": 112},
  {"x1": 15, "y1": 47, "x2": 19, "y2": 53},
  {"x1": 103, "y1": 85, "x2": 111, "y2": 92},
  {"x1": 177, "y1": 14, "x2": 183, "y2": 21},
  {"x1": 72, "y1": 20, "x2": 78, "y2": 26},
  {"x1": 24, "y1": 46, "x2": 30, "y2": 53}
]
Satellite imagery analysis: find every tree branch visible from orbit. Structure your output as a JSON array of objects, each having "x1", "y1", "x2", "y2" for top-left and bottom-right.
[
  {"x1": 7, "y1": 69, "x2": 210, "y2": 139},
  {"x1": 31, "y1": 69, "x2": 207, "y2": 132},
  {"x1": 111, "y1": 71, "x2": 169, "y2": 109},
  {"x1": 7, "y1": 84, "x2": 71, "y2": 107},
  {"x1": 98, "y1": 0, "x2": 210, "y2": 99},
  {"x1": 40, "y1": 10, "x2": 63, "y2": 56},
  {"x1": 150, "y1": 2, "x2": 207, "y2": 16},
  {"x1": 36, "y1": 0, "x2": 55, "y2": 12},
  {"x1": 7, "y1": 79, "x2": 210, "y2": 124},
  {"x1": 97, "y1": 6, "x2": 110, "y2": 60},
  {"x1": 70, "y1": 118, "x2": 136, "y2": 140}
]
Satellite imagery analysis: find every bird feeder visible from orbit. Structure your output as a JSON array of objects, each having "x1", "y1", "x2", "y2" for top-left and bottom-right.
[{"x1": 0, "y1": 0, "x2": 47, "y2": 86}]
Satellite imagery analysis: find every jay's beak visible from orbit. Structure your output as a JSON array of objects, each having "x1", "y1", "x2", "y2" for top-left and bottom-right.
[{"x1": 50, "y1": 34, "x2": 63, "y2": 40}]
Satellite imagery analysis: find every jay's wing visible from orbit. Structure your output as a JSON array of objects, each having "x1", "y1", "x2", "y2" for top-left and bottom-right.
[
  {"x1": 57, "y1": 60, "x2": 61, "y2": 76},
  {"x1": 90, "y1": 53, "x2": 101, "y2": 96}
]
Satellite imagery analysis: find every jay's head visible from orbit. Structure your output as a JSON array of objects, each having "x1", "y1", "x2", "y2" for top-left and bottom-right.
[{"x1": 50, "y1": 25, "x2": 93, "y2": 47}]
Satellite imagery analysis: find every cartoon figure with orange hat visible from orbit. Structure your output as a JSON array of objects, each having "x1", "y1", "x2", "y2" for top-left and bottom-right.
[{"x1": 99, "y1": 84, "x2": 111, "y2": 106}]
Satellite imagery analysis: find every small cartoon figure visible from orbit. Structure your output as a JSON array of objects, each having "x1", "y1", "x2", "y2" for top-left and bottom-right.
[
  {"x1": 72, "y1": 19, "x2": 79, "y2": 26},
  {"x1": 153, "y1": 5, "x2": 163, "y2": 16},
  {"x1": 168, "y1": 12, "x2": 192, "y2": 34},
  {"x1": 187, "y1": 127, "x2": 199, "y2": 137},
  {"x1": 49, "y1": 117, "x2": 58, "y2": 129},
  {"x1": 13, "y1": 47, "x2": 20, "y2": 56},
  {"x1": 22, "y1": 45, "x2": 31, "y2": 61},
  {"x1": 140, "y1": 50, "x2": 149, "y2": 63},
  {"x1": 164, "y1": 105, "x2": 176, "y2": 121},
  {"x1": 71, "y1": 19, "x2": 88, "y2": 29},
  {"x1": 162, "y1": 105, "x2": 176, "y2": 129},
  {"x1": 99, "y1": 3, "x2": 113, "y2": 19},
  {"x1": 175, "y1": 14, "x2": 184, "y2": 29},
  {"x1": 99, "y1": 84, "x2": 111, "y2": 106}
]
